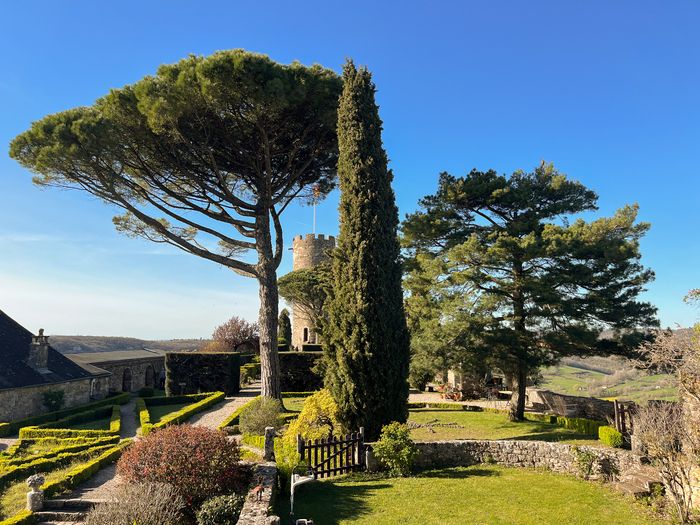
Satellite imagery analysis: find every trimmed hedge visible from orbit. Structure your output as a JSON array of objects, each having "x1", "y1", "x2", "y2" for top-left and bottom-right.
[
  {"x1": 598, "y1": 425, "x2": 625, "y2": 448},
  {"x1": 141, "y1": 392, "x2": 224, "y2": 436},
  {"x1": 0, "y1": 436, "x2": 119, "y2": 467},
  {"x1": 0, "y1": 444, "x2": 115, "y2": 489},
  {"x1": 0, "y1": 393, "x2": 130, "y2": 437},
  {"x1": 0, "y1": 510, "x2": 36, "y2": 525},
  {"x1": 279, "y1": 351, "x2": 323, "y2": 391},
  {"x1": 42, "y1": 440, "x2": 132, "y2": 498},
  {"x1": 556, "y1": 416, "x2": 606, "y2": 436},
  {"x1": 143, "y1": 392, "x2": 213, "y2": 406},
  {"x1": 165, "y1": 352, "x2": 240, "y2": 396},
  {"x1": 281, "y1": 391, "x2": 317, "y2": 399}
]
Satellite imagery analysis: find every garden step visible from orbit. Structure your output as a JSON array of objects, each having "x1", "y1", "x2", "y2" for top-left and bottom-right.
[
  {"x1": 33, "y1": 510, "x2": 87, "y2": 522},
  {"x1": 43, "y1": 498, "x2": 98, "y2": 510}
]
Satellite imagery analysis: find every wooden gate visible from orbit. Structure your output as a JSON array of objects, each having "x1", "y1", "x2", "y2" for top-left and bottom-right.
[
  {"x1": 613, "y1": 400, "x2": 636, "y2": 437},
  {"x1": 296, "y1": 428, "x2": 365, "y2": 479}
]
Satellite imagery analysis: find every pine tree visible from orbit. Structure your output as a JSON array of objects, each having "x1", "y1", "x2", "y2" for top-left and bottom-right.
[
  {"x1": 323, "y1": 61, "x2": 411, "y2": 440},
  {"x1": 278, "y1": 309, "x2": 292, "y2": 348}
]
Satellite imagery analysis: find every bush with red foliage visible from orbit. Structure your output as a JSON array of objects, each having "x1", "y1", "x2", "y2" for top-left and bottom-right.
[{"x1": 117, "y1": 425, "x2": 249, "y2": 511}]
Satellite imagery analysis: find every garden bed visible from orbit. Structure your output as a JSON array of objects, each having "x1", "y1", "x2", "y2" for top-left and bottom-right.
[{"x1": 274, "y1": 466, "x2": 661, "y2": 524}]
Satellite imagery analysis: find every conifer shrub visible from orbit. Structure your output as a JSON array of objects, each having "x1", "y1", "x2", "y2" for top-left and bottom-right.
[
  {"x1": 372, "y1": 422, "x2": 417, "y2": 477},
  {"x1": 196, "y1": 494, "x2": 245, "y2": 525},
  {"x1": 284, "y1": 389, "x2": 344, "y2": 442},
  {"x1": 116, "y1": 425, "x2": 249, "y2": 511},
  {"x1": 239, "y1": 397, "x2": 283, "y2": 436}
]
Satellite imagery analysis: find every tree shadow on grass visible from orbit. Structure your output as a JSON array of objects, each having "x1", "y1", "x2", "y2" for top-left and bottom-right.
[
  {"x1": 417, "y1": 467, "x2": 500, "y2": 479},
  {"x1": 274, "y1": 479, "x2": 392, "y2": 525}
]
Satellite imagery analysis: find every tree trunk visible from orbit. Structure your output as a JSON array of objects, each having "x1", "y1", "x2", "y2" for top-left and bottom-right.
[
  {"x1": 509, "y1": 363, "x2": 527, "y2": 421},
  {"x1": 256, "y1": 209, "x2": 281, "y2": 399}
]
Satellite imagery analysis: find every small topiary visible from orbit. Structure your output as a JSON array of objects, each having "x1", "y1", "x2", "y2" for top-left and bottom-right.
[
  {"x1": 239, "y1": 397, "x2": 283, "y2": 436},
  {"x1": 372, "y1": 422, "x2": 418, "y2": 477},
  {"x1": 196, "y1": 494, "x2": 245, "y2": 525},
  {"x1": 598, "y1": 425, "x2": 624, "y2": 448},
  {"x1": 117, "y1": 425, "x2": 249, "y2": 512}
]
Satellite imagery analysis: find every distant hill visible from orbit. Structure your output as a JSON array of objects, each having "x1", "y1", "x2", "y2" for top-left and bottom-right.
[
  {"x1": 540, "y1": 355, "x2": 677, "y2": 403},
  {"x1": 50, "y1": 335, "x2": 208, "y2": 354}
]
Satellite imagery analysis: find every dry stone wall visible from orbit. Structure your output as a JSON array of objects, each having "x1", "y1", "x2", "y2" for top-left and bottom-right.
[
  {"x1": 414, "y1": 439, "x2": 642, "y2": 480},
  {"x1": 237, "y1": 462, "x2": 277, "y2": 525}
]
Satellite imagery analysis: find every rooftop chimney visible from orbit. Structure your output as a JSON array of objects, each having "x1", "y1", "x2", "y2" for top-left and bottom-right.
[{"x1": 27, "y1": 328, "x2": 50, "y2": 372}]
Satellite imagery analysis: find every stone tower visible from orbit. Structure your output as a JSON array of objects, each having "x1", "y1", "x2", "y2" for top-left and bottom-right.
[{"x1": 291, "y1": 233, "x2": 336, "y2": 349}]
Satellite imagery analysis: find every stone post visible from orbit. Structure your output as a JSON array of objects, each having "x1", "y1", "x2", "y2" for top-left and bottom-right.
[
  {"x1": 26, "y1": 474, "x2": 45, "y2": 511},
  {"x1": 365, "y1": 447, "x2": 378, "y2": 473},
  {"x1": 264, "y1": 426, "x2": 275, "y2": 461}
]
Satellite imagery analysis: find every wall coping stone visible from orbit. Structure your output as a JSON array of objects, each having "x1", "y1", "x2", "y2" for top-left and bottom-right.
[{"x1": 237, "y1": 462, "x2": 277, "y2": 525}]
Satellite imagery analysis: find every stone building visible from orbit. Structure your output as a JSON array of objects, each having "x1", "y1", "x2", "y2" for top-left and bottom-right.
[
  {"x1": 0, "y1": 309, "x2": 109, "y2": 422},
  {"x1": 290, "y1": 233, "x2": 336, "y2": 350},
  {"x1": 66, "y1": 349, "x2": 167, "y2": 393}
]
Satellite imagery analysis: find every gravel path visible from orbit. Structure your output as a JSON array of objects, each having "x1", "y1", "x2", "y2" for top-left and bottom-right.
[
  {"x1": 189, "y1": 384, "x2": 260, "y2": 429},
  {"x1": 0, "y1": 437, "x2": 17, "y2": 452},
  {"x1": 61, "y1": 386, "x2": 260, "y2": 503}
]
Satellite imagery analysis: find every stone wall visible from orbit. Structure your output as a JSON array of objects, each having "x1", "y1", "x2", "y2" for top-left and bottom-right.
[
  {"x1": 0, "y1": 376, "x2": 109, "y2": 422},
  {"x1": 237, "y1": 462, "x2": 277, "y2": 525},
  {"x1": 97, "y1": 357, "x2": 164, "y2": 393},
  {"x1": 527, "y1": 388, "x2": 615, "y2": 420},
  {"x1": 291, "y1": 234, "x2": 335, "y2": 350},
  {"x1": 413, "y1": 439, "x2": 641, "y2": 480}
]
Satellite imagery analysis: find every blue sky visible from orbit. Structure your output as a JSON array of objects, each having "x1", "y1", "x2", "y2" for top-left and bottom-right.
[{"x1": 1, "y1": 1, "x2": 698, "y2": 338}]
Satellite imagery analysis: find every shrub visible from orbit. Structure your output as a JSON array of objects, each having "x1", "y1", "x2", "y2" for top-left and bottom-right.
[
  {"x1": 116, "y1": 425, "x2": 249, "y2": 510},
  {"x1": 196, "y1": 494, "x2": 245, "y2": 525},
  {"x1": 284, "y1": 389, "x2": 343, "y2": 442},
  {"x1": 556, "y1": 416, "x2": 605, "y2": 436},
  {"x1": 372, "y1": 422, "x2": 417, "y2": 477},
  {"x1": 598, "y1": 425, "x2": 624, "y2": 448},
  {"x1": 84, "y1": 482, "x2": 185, "y2": 525},
  {"x1": 571, "y1": 446, "x2": 597, "y2": 479},
  {"x1": 42, "y1": 390, "x2": 65, "y2": 412},
  {"x1": 139, "y1": 387, "x2": 155, "y2": 397},
  {"x1": 218, "y1": 397, "x2": 259, "y2": 431},
  {"x1": 240, "y1": 363, "x2": 261, "y2": 385},
  {"x1": 239, "y1": 397, "x2": 283, "y2": 436}
]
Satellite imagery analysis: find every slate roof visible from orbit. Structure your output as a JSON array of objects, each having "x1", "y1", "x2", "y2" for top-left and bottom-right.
[
  {"x1": 0, "y1": 309, "x2": 100, "y2": 390},
  {"x1": 66, "y1": 348, "x2": 167, "y2": 364}
]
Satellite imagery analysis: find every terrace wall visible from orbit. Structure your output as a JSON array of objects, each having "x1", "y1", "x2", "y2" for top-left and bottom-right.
[{"x1": 414, "y1": 439, "x2": 642, "y2": 479}]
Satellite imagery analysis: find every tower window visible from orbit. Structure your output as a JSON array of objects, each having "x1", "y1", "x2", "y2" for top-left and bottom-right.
[{"x1": 303, "y1": 327, "x2": 309, "y2": 343}]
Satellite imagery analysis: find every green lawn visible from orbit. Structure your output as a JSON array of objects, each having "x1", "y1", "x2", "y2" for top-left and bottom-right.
[
  {"x1": 276, "y1": 466, "x2": 662, "y2": 525},
  {"x1": 283, "y1": 397, "x2": 307, "y2": 413},
  {"x1": 147, "y1": 402, "x2": 191, "y2": 424},
  {"x1": 408, "y1": 409, "x2": 598, "y2": 443}
]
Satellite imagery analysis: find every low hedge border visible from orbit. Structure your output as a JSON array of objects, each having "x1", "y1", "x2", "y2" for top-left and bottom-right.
[
  {"x1": 141, "y1": 392, "x2": 213, "y2": 407},
  {"x1": 0, "y1": 436, "x2": 120, "y2": 467},
  {"x1": 280, "y1": 392, "x2": 317, "y2": 399},
  {"x1": 0, "y1": 444, "x2": 116, "y2": 489},
  {"x1": 141, "y1": 391, "x2": 224, "y2": 436},
  {"x1": 42, "y1": 440, "x2": 132, "y2": 498},
  {"x1": 19, "y1": 405, "x2": 121, "y2": 440},
  {"x1": 0, "y1": 509, "x2": 35, "y2": 525},
  {"x1": 0, "y1": 393, "x2": 130, "y2": 437}
]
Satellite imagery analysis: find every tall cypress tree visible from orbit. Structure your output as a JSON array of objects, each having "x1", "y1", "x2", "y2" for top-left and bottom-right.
[{"x1": 324, "y1": 61, "x2": 410, "y2": 440}]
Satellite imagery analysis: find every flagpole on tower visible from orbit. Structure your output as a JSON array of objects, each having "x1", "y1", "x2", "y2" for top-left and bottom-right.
[{"x1": 312, "y1": 184, "x2": 320, "y2": 234}]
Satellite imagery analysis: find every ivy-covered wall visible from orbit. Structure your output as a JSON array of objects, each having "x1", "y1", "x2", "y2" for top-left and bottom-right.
[{"x1": 165, "y1": 352, "x2": 240, "y2": 396}]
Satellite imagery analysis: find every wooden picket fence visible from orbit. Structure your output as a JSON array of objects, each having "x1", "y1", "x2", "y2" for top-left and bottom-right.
[
  {"x1": 613, "y1": 399, "x2": 636, "y2": 438},
  {"x1": 297, "y1": 428, "x2": 365, "y2": 479}
]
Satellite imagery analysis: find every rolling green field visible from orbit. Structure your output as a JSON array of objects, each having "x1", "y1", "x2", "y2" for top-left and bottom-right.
[
  {"x1": 540, "y1": 357, "x2": 677, "y2": 403},
  {"x1": 275, "y1": 466, "x2": 662, "y2": 525}
]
